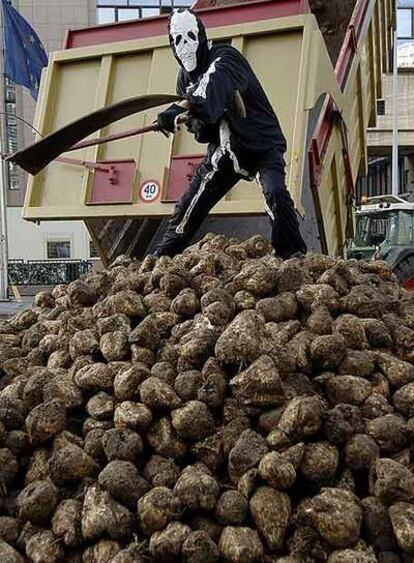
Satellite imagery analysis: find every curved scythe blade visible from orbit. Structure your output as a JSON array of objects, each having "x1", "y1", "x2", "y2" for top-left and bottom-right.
[{"x1": 6, "y1": 93, "x2": 180, "y2": 176}]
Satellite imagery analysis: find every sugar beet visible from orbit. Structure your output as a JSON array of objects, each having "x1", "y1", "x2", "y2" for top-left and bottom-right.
[{"x1": 1, "y1": 234, "x2": 414, "y2": 561}]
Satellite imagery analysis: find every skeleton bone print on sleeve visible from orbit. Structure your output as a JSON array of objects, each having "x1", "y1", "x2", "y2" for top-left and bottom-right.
[
  {"x1": 193, "y1": 59, "x2": 221, "y2": 99},
  {"x1": 170, "y1": 10, "x2": 200, "y2": 73}
]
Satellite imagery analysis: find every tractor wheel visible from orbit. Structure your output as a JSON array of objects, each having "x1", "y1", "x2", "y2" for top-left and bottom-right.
[{"x1": 393, "y1": 255, "x2": 414, "y2": 290}]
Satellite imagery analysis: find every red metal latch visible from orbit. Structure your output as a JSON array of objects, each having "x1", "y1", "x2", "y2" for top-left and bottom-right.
[
  {"x1": 56, "y1": 157, "x2": 137, "y2": 205},
  {"x1": 57, "y1": 157, "x2": 118, "y2": 184}
]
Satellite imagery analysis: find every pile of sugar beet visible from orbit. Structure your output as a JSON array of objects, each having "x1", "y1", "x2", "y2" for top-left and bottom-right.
[{"x1": 1, "y1": 234, "x2": 414, "y2": 562}]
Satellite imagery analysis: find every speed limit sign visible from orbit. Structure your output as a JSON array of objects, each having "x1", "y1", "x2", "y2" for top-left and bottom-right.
[{"x1": 139, "y1": 180, "x2": 160, "y2": 203}]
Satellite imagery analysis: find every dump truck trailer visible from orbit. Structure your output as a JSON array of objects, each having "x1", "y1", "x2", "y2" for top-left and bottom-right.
[{"x1": 22, "y1": 0, "x2": 394, "y2": 265}]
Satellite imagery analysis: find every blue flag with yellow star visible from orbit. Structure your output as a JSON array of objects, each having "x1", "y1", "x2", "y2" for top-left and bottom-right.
[{"x1": 1, "y1": 0, "x2": 48, "y2": 99}]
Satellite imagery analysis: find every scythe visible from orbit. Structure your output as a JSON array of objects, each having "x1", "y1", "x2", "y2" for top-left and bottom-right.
[{"x1": 6, "y1": 93, "x2": 180, "y2": 176}]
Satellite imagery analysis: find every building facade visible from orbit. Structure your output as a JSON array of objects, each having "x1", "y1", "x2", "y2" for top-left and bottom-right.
[
  {"x1": 361, "y1": 0, "x2": 414, "y2": 200},
  {"x1": 5, "y1": 0, "x2": 191, "y2": 263}
]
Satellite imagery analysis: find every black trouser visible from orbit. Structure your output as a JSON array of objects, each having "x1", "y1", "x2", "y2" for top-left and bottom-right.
[{"x1": 155, "y1": 145, "x2": 307, "y2": 259}]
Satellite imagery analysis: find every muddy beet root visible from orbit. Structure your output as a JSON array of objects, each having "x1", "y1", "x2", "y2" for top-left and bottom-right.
[
  {"x1": 25, "y1": 399, "x2": 66, "y2": 445},
  {"x1": 171, "y1": 401, "x2": 215, "y2": 441},
  {"x1": 49, "y1": 443, "x2": 98, "y2": 483},
  {"x1": 81, "y1": 485, "x2": 134, "y2": 541},
  {"x1": 250, "y1": 486, "x2": 291, "y2": 550},
  {"x1": 215, "y1": 491, "x2": 248, "y2": 525},
  {"x1": 182, "y1": 530, "x2": 219, "y2": 563},
  {"x1": 51, "y1": 499, "x2": 82, "y2": 547},
  {"x1": 98, "y1": 460, "x2": 150, "y2": 509},
  {"x1": 218, "y1": 526, "x2": 264, "y2": 563},
  {"x1": 149, "y1": 521, "x2": 191, "y2": 561},
  {"x1": 307, "y1": 488, "x2": 362, "y2": 548},
  {"x1": 258, "y1": 451, "x2": 296, "y2": 490},
  {"x1": 174, "y1": 465, "x2": 220, "y2": 512},
  {"x1": 138, "y1": 486, "x2": 182, "y2": 535},
  {"x1": 228, "y1": 429, "x2": 268, "y2": 482},
  {"x1": 17, "y1": 479, "x2": 58, "y2": 524},
  {"x1": 388, "y1": 502, "x2": 414, "y2": 553}
]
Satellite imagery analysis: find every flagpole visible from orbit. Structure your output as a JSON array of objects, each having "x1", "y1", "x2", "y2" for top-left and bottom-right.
[{"x1": 0, "y1": 0, "x2": 9, "y2": 301}]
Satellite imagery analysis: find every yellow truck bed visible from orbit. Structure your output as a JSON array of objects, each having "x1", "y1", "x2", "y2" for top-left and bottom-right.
[{"x1": 23, "y1": 0, "x2": 394, "y2": 264}]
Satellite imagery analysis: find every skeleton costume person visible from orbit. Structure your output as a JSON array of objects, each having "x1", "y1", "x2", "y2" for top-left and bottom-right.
[{"x1": 155, "y1": 8, "x2": 307, "y2": 259}]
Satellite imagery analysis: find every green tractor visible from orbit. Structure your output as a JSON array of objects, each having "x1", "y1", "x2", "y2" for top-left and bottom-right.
[{"x1": 346, "y1": 194, "x2": 414, "y2": 290}]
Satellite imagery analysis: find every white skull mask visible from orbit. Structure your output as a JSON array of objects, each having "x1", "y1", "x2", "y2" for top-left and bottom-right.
[{"x1": 170, "y1": 10, "x2": 200, "y2": 73}]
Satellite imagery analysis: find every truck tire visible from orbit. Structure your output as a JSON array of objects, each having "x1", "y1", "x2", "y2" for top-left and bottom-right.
[{"x1": 393, "y1": 254, "x2": 414, "y2": 290}]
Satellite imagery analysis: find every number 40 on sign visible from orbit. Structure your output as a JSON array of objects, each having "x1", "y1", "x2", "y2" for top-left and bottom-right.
[{"x1": 139, "y1": 180, "x2": 160, "y2": 203}]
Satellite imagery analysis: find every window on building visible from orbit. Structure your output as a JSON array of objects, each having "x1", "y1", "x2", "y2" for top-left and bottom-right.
[
  {"x1": 141, "y1": 8, "x2": 160, "y2": 17},
  {"x1": 5, "y1": 85, "x2": 15, "y2": 103},
  {"x1": 99, "y1": 0, "x2": 133, "y2": 4},
  {"x1": 89, "y1": 240, "x2": 99, "y2": 258},
  {"x1": 398, "y1": 2, "x2": 414, "y2": 67},
  {"x1": 8, "y1": 135, "x2": 18, "y2": 155},
  {"x1": 398, "y1": 9, "x2": 413, "y2": 37},
  {"x1": 117, "y1": 8, "x2": 140, "y2": 20},
  {"x1": 8, "y1": 162, "x2": 20, "y2": 191},
  {"x1": 5, "y1": 103, "x2": 15, "y2": 116},
  {"x1": 47, "y1": 241, "x2": 71, "y2": 259},
  {"x1": 97, "y1": 7, "x2": 116, "y2": 22},
  {"x1": 6, "y1": 114, "x2": 16, "y2": 127},
  {"x1": 97, "y1": 0, "x2": 192, "y2": 23},
  {"x1": 4, "y1": 78, "x2": 19, "y2": 190}
]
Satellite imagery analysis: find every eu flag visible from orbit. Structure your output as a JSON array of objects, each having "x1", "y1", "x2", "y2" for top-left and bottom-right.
[{"x1": 1, "y1": 0, "x2": 48, "y2": 99}]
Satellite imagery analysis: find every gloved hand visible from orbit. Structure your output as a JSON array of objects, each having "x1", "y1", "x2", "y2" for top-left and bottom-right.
[{"x1": 156, "y1": 104, "x2": 186, "y2": 134}]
